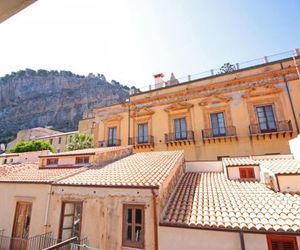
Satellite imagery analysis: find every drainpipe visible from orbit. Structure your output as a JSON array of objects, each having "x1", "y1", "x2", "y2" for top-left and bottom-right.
[
  {"x1": 239, "y1": 231, "x2": 245, "y2": 250},
  {"x1": 44, "y1": 185, "x2": 52, "y2": 233},
  {"x1": 280, "y1": 62, "x2": 300, "y2": 134},
  {"x1": 151, "y1": 189, "x2": 158, "y2": 250},
  {"x1": 128, "y1": 104, "x2": 131, "y2": 145}
]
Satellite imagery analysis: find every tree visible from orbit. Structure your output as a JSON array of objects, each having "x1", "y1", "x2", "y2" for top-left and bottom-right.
[
  {"x1": 67, "y1": 133, "x2": 93, "y2": 151},
  {"x1": 10, "y1": 140, "x2": 54, "y2": 153}
]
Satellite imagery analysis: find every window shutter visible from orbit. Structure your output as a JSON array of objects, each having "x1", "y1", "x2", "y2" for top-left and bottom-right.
[{"x1": 267, "y1": 235, "x2": 298, "y2": 250}]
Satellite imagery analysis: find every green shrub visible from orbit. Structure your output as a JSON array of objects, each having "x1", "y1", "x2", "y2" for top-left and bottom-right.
[{"x1": 10, "y1": 140, "x2": 54, "y2": 153}]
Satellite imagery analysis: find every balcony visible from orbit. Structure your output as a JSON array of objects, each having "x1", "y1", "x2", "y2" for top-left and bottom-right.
[
  {"x1": 249, "y1": 120, "x2": 293, "y2": 139},
  {"x1": 165, "y1": 131, "x2": 195, "y2": 146},
  {"x1": 202, "y1": 126, "x2": 237, "y2": 143},
  {"x1": 99, "y1": 139, "x2": 121, "y2": 147},
  {"x1": 129, "y1": 136, "x2": 154, "y2": 148}
]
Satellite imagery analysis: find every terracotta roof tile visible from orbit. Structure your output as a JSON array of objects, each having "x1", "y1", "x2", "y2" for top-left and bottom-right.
[
  {"x1": 259, "y1": 159, "x2": 300, "y2": 174},
  {"x1": 0, "y1": 163, "x2": 86, "y2": 183},
  {"x1": 56, "y1": 151, "x2": 184, "y2": 187},
  {"x1": 222, "y1": 157, "x2": 258, "y2": 167},
  {"x1": 162, "y1": 172, "x2": 300, "y2": 232}
]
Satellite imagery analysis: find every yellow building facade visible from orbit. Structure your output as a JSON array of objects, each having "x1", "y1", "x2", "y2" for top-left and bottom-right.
[{"x1": 79, "y1": 54, "x2": 300, "y2": 160}]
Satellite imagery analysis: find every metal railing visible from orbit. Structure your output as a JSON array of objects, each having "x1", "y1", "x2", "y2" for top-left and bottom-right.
[
  {"x1": 99, "y1": 139, "x2": 121, "y2": 147},
  {"x1": 249, "y1": 120, "x2": 293, "y2": 135},
  {"x1": 202, "y1": 126, "x2": 237, "y2": 139},
  {"x1": 0, "y1": 232, "x2": 53, "y2": 250},
  {"x1": 129, "y1": 135, "x2": 154, "y2": 145},
  {"x1": 130, "y1": 49, "x2": 299, "y2": 94},
  {"x1": 165, "y1": 131, "x2": 194, "y2": 143}
]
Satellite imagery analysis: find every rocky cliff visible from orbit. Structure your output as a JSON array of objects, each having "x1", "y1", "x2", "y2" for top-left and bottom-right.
[{"x1": 0, "y1": 69, "x2": 130, "y2": 143}]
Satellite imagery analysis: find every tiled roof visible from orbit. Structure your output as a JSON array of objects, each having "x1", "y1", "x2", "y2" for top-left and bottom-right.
[
  {"x1": 55, "y1": 151, "x2": 184, "y2": 187},
  {"x1": 0, "y1": 163, "x2": 86, "y2": 183},
  {"x1": 162, "y1": 172, "x2": 300, "y2": 232},
  {"x1": 223, "y1": 156, "x2": 300, "y2": 175},
  {"x1": 222, "y1": 157, "x2": 258, "y2": 167},
  {"x1": 39, "y1": 146, "x2": 132, "y2": 158},
  {"x1": 260, "y1": 159, "x2": 300, "y2": 175}
]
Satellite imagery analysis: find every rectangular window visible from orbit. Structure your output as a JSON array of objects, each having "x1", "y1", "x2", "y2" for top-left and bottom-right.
[
  {"x1": 267, "y1": 235, "x2": 298, "y2": 250},
  {"x1": 123, "y1": 205, "x2": 144, "y2": 248},
  {"x1": 210, "y1": 112, "x2": 226, "y2": 136},
  {"x1": 59, "y1": 202, "x2": 82, "y2": 241},
  {"x1": 46, "y1": 158, "x2": 59, "y2": 166},
  {"x1": 49, "y1": 139, "x2": 53, "y2": 145},
  {"x1": 174, "y1": 118, "x2": 187, "y2": 140},
  {"x1": 75, "y1": 156, "x2": 89, "y2": 164},
  {"x1": 108, "y1": 127, "x2": 117, "y2": 146},
  {"x1": 12, "y1": 202, "x2": 32, "y2": 240},
  {"x1": 58, "y1": 137, "x2": 62, "y2": 144},
  {"x1": 239, "y1": 167, "x2": 255, "y2": 180},
  {"x1": 256, "y1": 105, "x2": 277, "y2": 132},
  {"x1": 138, "y1": 123, "x2": 148, "y2": 144}
]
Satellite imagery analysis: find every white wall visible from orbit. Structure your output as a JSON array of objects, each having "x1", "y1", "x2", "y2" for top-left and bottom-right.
[
  {"x1": 186, "y1": 161, "x2": 223, "y2": 172},
  {"x1": 159, "y1": 226, "x2": 300, "y2": 250},
  {"x1": 0, "y1": 183, "x2": 49, "y2": 238},
  {"x1": 277, "y1": 175, "x2": 300, "y2": 192},
  {"x1": 289, "y1": 135, "x2": 300, "y2": 160},
  {"x1": 159, "y1": 227, "x2": 240, "y2": 250},
  {"x1": 227, "y1": 166, "x2": 260, "y2": 181}
]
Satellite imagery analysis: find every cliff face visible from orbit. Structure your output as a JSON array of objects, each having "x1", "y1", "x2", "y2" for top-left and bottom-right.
[{"x1": 0, "y1": 69, "x2": 129, "y2": 143}]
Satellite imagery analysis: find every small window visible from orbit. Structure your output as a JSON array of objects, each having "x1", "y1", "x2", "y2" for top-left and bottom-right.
[
  {"x1": 75, "y1": 157, "x2": 89, "y2": 165},
  {"x1": 239, "y1": 167, "x2": 255, "y2": 180},
  {"x1": 174, "y1": 117, "x2": 187, "y2": 140},
  {"x1": 108, "y1": 127, "x2": 117, "y2": 146},
  {"x1": 267, "y1": 235, "x2": 298, "y2": 250},
  {"x1": 49, "y1": 139, "x2": 53, "y2": 145},
  {"x1": 210, "y1": 112, "x2": 226, "y2": 137},
  {"x1": 46, "y1": 158, "x2": 59, "y2": 166},
  {"x1": 58, "y1": 137, "x2": 62, "y2": 144},
  {"x1": 59, "y1": 202, "x2": 82, "y2": 241},
  {"x1": 123, "y1": 205, "x2": 144, "y2": 248},
  {"x1": 69, "y1": 136, "x2": 73, "y2": 143},
  {"x1": 57, "y1": 149, "x2": 61, "y2": 153},
  {"x1": 10, "y1": 158, "x2": 13, "y2": 163},
  {"x1": 3, "y1": 159, "x2": 7, "y2": 164}
]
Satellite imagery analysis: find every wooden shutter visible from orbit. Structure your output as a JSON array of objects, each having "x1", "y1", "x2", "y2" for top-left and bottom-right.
[
  {"x1": 267, "y1": 235, "x2": 298, "y2": 250},
  {"x1": 239, "y1": 168, "x2": 255, "y2": 180}
]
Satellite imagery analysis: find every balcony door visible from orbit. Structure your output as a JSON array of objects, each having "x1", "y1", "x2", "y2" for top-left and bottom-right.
[
  {"x1": 210, "y1": 112, "x2": 226, "y2": 137},
  {"x1": 256, "y1": 105, "x2": 276, "y2": 132},
  {"x1": 138, "y1": 123, "x2": 148, "y2": 144},
  {"x1": 108, "y1": 127, "x2": 117, "y2": 146},
  {"x1": 174, "y1": 118, "x2": 187, "y2": 140},
  {"x1": 11, "y1": 202, "x2": 32, "y2": 249}
]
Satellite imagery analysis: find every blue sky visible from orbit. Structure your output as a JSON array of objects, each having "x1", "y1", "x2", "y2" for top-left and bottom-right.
[{"x1": 0, "y1": 0, "x2": 299, "y2": 88}]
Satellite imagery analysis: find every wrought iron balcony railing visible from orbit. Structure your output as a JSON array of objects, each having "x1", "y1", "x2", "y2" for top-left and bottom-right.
[
  {"x1": 165, "y1": 131, "x2": 194, "y2": 143},
  {"x1": 249, "y1": 120, "x2": 293, "y2": 135},
  {"x1": 202, "y1": 126, "x2": 237, "y2": 139},
  {"x1": 129, "y1": 136, "x2": 154, "y2": 145},
  {"x1": 99, "y1": 139, "x2": 121, "y2": 147}
]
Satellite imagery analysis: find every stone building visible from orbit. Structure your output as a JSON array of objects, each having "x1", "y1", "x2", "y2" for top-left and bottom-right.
[{"x1": 79, "y1": 52, "x2": 300, "y2": 161}]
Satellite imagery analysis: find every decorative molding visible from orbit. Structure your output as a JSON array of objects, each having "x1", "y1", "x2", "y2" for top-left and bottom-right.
[
  {"x1": 198, "y1": 94, "x2": 232, "y2": 106},
  {"x1": 164, "y1": 102, "x2": 194, "y2": 113},
  {"x1": 102, "y1": 115, "x2": 123, "y2": 123},
  {"x1": 131, "y1": 108, "x2": 155, "y2": 117},
  {"x1": 242, "y1": 84, "x2": 282, "y2": 99}
]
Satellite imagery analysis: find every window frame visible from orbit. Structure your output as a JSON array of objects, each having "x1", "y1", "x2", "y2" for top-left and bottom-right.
[
  {"x1": 256, "y1": 105, "x2": 277, "y2": 132},
  {"x1": 46, "y1": 158, "x2": 59, "y2": 166},
  {"x1": 122, "y1": 204, "x2": 145, "y2": 249},
  {"x1": 108, "y1": 126, "x2": 117, "y2": 146},
  {"x1": 210, "y1": 112, "x2": 226, "y2": 137},
  {"x1": 59, "y1": 201, "x2": 83, "y2": 241},
  {"x1": 173, "y1": 117, "x2": 187, "y2": 140},
  {"x1": 239, "y1": 167, "x2": 256, "y2": 180},
  {"x1": 75, "y1": 156, "x2": 89, "y2": 165},
  {"x1": 267, "y1": 235, "x2": 298, "y2": 250},
  {"x1": 58, "y1": 137, "x2": 62, "y2": 144},
  {"x1": 137, "y1": 123, "x2": 149, "y2": 144}
]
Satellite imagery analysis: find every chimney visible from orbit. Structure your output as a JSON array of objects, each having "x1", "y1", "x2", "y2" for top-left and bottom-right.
[{"x1": 153, "y1": 73, "x2": 165, "y2": 89}]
